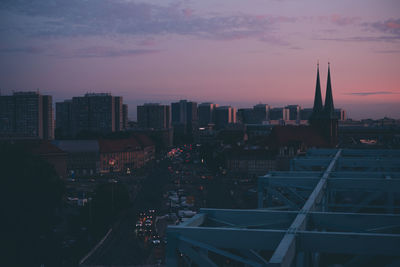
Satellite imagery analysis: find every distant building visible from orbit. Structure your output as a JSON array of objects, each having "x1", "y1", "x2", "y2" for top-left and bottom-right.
[
  {"x1": 52, "y1": 140, "x2": 100, "y2": 177},
  {"x1": 114, "y1": 96, "x2": 123, "y2": 131},
  {"x1": 237, "y1": 104, "x2": 269, "y2": 125},
  {"x1": 300, "y1": 108, "x2": 313, "y2": 121},
  {"x1": 132, "y1": 128, "x2": 173, "y2": 150},
  {"x1": 0, "y1": 91, "x2": 54, "y2": 140},
  {"x1": 335, "y1": 108, "x2": 346, "y2": 121},
  {"x1": 253, "y1": 104, "x2": 270, "y2": 123},
  {"x1": 171, "y1": 100, "x2": 198, "y2": 141},
  {"x1": 79, "y1": 93, "x2": 114, "y2": 134},
  {"x1": 237, "y1": 108, "x2": 255, "y2": 124},
  {"x1": 309, "y1": 63, "x2": 338, "y2": 145},
  {"x1": 215, "y1": 106, "x2": 236, "y2": 129},
  {"x1": 99, "y1": 137, "x2": 143, "y2": 173},
  {"x1": 122, "y1": 104, "x2": 129, "y2": 130},
  {"x1": 134, "y1": 133, "x2": 156, "y2": 163},
  {"x1": 245, "y1": 124, "x2": 274, "y2": 140},
  {"x1": 198, "y1": 103, "x2": 217, "y2": 126},
  {"x1": 299, "y1": 107, "x2": 345, "y2": 123},
  {"x1": 137, "y1": 103, "x2": 171, "y2": 129},
  {"x1": 98, "y1": 134, "x2": 155, "y2": 173},
  {"x1": 285, "y1": 105, "x2": 301, "y2": 122},
  {"x1": 269, "y1": 107, "x2": 290, "y2": 121},
  {"x1": 56, "y1": 100, "x2": 73, "y2": 138},
  {"x1": 24, "y1": 140, "x2": 68, "y2": 178},
  {"x1": 225, "y1": 149, "x2": 276, "y2": 175},
  {"x1": 55, "y1": 93, "x2": 126, "y2": 138}
]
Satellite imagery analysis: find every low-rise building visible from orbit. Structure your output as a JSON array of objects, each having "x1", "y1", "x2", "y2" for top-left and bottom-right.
[
  {"x1": 52, "y1": 140, "x2": 100, "y2": 177},
  {"x1": 25, "y1": 141, "x2": 68, "y2": 178},
  {"x1": 225, "y1": 149, "x2": 276, "y2": 175},
  {"x1": 134, "y1": 134, "x2": 156, "y2": 163},
  {"x1": 99, "y1": 137, "x2": 144, "y2": 174}
]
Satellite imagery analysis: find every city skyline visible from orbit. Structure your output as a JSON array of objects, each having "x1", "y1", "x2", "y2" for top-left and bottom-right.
[{"x1": 1, "y1": 0, "x2": 399, "y2": 119}]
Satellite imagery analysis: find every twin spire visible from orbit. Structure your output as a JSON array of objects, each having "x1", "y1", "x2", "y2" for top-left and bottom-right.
[{"x1": 312, "y1": 62, "x2": 335, "y2": 119}]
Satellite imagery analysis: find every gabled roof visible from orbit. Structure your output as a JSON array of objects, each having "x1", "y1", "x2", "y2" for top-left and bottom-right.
[
  {"x1": 98, "y1": 137, "x2": 142, "y2": 153},
  {"x1": 24, "y1": 141, "x2": 67, "y2": 155},
  {"x1": 132, "y1": 133, "x2": 154, "y2": 148},
  {"x1": 52, "y1": 140, "x2": 99, "y2": 153}
]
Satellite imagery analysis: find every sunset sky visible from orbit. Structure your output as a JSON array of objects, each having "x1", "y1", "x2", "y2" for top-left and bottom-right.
[{"x1": 0, "y1": 0, "x2": 399, "y2": 119}]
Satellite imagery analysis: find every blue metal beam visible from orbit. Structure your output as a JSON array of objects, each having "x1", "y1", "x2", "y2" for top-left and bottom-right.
[
  {"x1": 180, "y1": 236, "x2": 263, "y2": 267},
  {"x1": 167, "y1": 226, "x2": 286, "y2": 250},
  {"x1": 297, "y1": 231, "x2": 400, "y2": 255},
  {"x1": 310, "y1": 211, "x2": 400, "y2": 232},
  {"x1": 328, "y1": 178, "x2": 400, "y2": 192},
  {"x1": 269, "y1": 150, "x2": 342, "y2": 267},
  {"x1": 260, "y1": 177, "x2": 400, "y2": 192},
  {"x1": 179, "y1": 213, "x2": 205, "y2": 227},
  {"x1": 201, "y1": 209, "x2": 297, "y2": 229}
]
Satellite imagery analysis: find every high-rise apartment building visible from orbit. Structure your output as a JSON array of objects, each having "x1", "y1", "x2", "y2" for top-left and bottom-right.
[
  {"x1": 56, "y1": 93, "x2": 126, "y2": 137},
  {"x1": 214, "y1": 106, "x2": 236, "y2": 129},
  {"x1": 335, "y1": 108, "x2": 346, "y2": 121},
  {"x1": 122, "y1": 104, "x2": 128, "y2": 130},
  {"x1": 269, "y1": 107, "x2": 290, "y2": 121},
  {"x1": 56, "y1": 100, "x2": 72, "y2": 138},
  {"x1": 300, "y1": 108, "x2": 313, "y2": 121},
  {"x1": 114, "y1": 96, "x2": 124, "y2": 131},
  {"x1": 42, "y1": 95, "x2": 54, "y2": 140},
  {"x1": 253, "y1": 104, "x2": 270, "y2": 123},
  {"x1": 171, "y1": 100, "x2": 197, "y2": 133},
  {"x1": 285, "y1": 105, "x2": 301, "y2": 121},
  {"x1": 0, "y1": 91, "x2": 54, "y2": 140},
  {"x1": 137, "y1": 103, "x2": 171, "y2": 129},
  {"x1": 237, "y1": 108, "x2": 256, "y2": 124},
  {"x1": 198, "y1": 103, "x2": 217, "y2": 126}
]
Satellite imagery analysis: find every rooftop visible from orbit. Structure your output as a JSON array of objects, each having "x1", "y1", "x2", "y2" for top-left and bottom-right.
[{"x1": 167, "y1": 148, "x2": 400, "y2": 266}]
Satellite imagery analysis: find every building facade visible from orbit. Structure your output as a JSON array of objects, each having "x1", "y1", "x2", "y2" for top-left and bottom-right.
[
  {"x1": 198, "y1": 103, "x2": 217, "y2": 127},
  {"x1": 269, "y1": 107, "x2": 290, "y2": 121},
  {"x1": 253, "y1": 104, "x2": 270, "y2": 123},
  {"x1": 56, "y1": 100, "x2": 73, "y2": 138},
  {"x1": 98, "y1": 134, "x2": 155, "y2": 174},
  {"x1": 137, "y1": 103, "x2": 171, "y2": 129},
  {"x1": 214, "y1": 106, "x2": 236, "y2": 129},
  {"x1": 122, "y1": 104, "x2": 129, "y2": 130},
  {"x1": 55, "y1": 93, "x2": 126, "y2": 138},
  {"x1": 285, "y1": 105, "x2": 301, "y2": 122},
  {"x1": 0, "y1": 91, "x2": 54, "y2": 140},
  {"x1": 52, "y1": 140, "x2": 100, "y2": 177}
]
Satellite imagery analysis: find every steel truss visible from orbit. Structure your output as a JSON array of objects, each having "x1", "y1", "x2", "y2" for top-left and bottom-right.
[{"x1": 166, "y1": 149, "x2": 400, "y2": 266}]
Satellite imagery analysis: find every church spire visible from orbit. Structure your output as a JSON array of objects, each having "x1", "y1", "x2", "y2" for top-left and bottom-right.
[
  {"x1": 324, "y1": 62, "x2": 335, "y2": 118},
  {"x1": 312, "y1": 62, "x2": 323, "y2": 114}
]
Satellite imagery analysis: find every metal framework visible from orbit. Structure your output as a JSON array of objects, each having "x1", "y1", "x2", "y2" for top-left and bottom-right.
[{"x1": 166, "y1": 149, "x2": 400, "y2": 266}]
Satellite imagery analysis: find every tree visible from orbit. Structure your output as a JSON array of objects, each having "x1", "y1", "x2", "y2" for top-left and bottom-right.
[{"x1": 0, "y1": 143, "x2": 64, "y2": 266}]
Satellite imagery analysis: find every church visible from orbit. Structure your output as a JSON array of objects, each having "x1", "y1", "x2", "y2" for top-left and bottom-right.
[
  {"x1": 267, "y1": 63, "x2": 339, "y2": 158},
  {"x1": 309, "y1": 63, "x2": 338, "y2": 146}
]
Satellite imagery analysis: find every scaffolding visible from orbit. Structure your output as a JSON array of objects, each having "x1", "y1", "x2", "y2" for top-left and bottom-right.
[{"x1": 166, "y1": 149, "x2": 400, "y2": 266}]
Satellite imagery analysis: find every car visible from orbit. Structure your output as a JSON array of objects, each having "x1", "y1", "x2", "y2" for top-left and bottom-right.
[{"x1": 152, "y1": 239, "x2": 161, "y2": 245}]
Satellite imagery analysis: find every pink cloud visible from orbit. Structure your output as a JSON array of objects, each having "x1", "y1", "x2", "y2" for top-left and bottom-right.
[
  {"x1": 138, "y1": 38, "x2": 157, "y2": 47},
  {"x1": 329, "y1": 14, "x2": 360, "y2": 26},
  {"x1": 386, "y1": 21, "x2": 400, "y2": 29},
  {"x1": 182, "y1": 8, "x2": 193, "y2": 18}
]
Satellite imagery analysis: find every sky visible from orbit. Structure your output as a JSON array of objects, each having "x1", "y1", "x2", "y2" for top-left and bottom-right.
[{"x1": 0, "y1": 0, "x2": 399, "y2": 120}]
